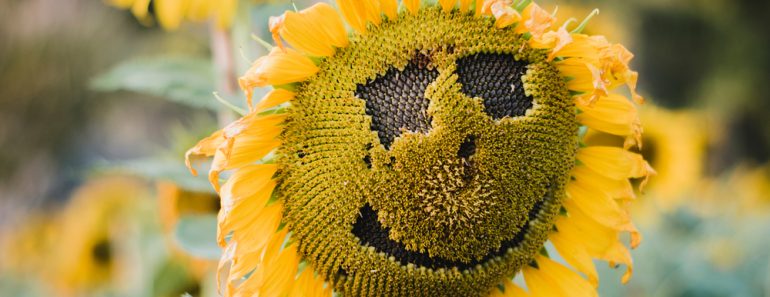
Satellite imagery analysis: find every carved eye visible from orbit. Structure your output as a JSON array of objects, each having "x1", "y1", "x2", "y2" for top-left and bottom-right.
[
  {"x1": 456, "y1": 53, "x2": 533, "y2": 119},
  {"x1": 356, "y1": 54, "x2": 437, "y2": 149}
]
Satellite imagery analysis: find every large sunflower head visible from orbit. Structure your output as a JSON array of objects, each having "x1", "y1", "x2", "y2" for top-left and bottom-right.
[{"x1": 187, "y1": 1, "x2": 653, "y2": 296}]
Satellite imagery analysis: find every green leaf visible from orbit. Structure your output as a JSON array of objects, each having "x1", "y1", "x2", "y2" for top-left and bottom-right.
[
  {"x1": 90, "y1": 56, "x2": 223, "y2": 111},
  {"x1": 174, "y1": 215, "x2": 220, "y2": 260},
  {"x1": 99, "y1": 157, "x2": 215, "y2": 193}
]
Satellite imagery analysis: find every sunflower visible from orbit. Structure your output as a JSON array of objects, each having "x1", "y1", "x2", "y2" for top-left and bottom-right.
[
  {"x1": 186, "y1": 1, "x2": 652, "y2": 296},
  {"x1": 108, "y1": 0, "x2": 239, "y2": 30},
  {"x1": 0, "y1": 214, "x2": 56, "y2": 280},
  {"x1": 48, "y1": 175, "x2": 154, "y2": 296}
]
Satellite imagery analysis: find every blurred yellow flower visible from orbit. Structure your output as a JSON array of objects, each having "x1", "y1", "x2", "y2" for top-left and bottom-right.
[
  {"x1": 638, "y1": 106, "x2": 707, "y2": 209},
  {"x1": 585, "y1": 105, "x2": 707, "y2": 211},
  {"x1": 696, "y1": 164, "x2": 770, "y2": 216},
  {"x1": 48, "y1": 175, "x2": 153, "y2": 296},
  {"x1": 0, "y1": 214, "x2": 56, "y2": 279},
  {"x1": 108, "y1": 0, "x2": 238, "y2": 30}
]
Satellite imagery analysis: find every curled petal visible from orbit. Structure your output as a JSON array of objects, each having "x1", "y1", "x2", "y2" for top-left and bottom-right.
[
  {"x1": 268, "y1": 15, "x2": 286, "y2": 51},
  {"x1": 529, "y1": 26, "x2": 573, "y2": 61},
  {"x1": 208, "y1": 113, "x2": 287, "y2": 190},
  {"x1": 516, "y1": 2, "x2": 555, "y2": 38},
  {"x1": 274, "y1": 3, "x2": 349, "y2": 57},
  {"x1": 556, "y1": 57, "x2": 609, "y2": 104},
  {"x1": 239, "y1": 48, "x2": 318, "y2": 101},
  {"x1": 491, "y1": 2, "x2": 521, "y2": 28},
  {"x1": 185, "y1": 129, "x2": 225, "y2": 175}
]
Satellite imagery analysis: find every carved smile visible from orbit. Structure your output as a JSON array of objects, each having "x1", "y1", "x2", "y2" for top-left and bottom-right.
[{"x1": 350, "y1": 185, "x2": 553, "y2": 271}]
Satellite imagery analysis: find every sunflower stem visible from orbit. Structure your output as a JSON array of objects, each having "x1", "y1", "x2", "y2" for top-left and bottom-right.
[
  {"x1": 572, "y1": 9, "x2": 599, "y2": 34},
  {"x1": 210, "y1": 23, "x2": 239, "y2": 126}
]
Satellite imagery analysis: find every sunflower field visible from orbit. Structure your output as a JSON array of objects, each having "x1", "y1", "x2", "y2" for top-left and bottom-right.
[{"x1": 1, "y1": 0, "x2": 769, "y2": 296}]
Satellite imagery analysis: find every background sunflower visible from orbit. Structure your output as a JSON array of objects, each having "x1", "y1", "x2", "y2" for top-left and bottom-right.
[{"x1": 2, "y1": 0, "x2": 770, "y2": 296}]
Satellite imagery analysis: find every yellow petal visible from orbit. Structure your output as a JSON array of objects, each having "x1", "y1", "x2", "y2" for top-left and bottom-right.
[
  {"x1": 490, "y1": 279, "x2": 530, "y2": 296},
  {"x1": 558, "y1": 204, "x2": 615, "y2": 253},
  {"x1": 226, "y1": 203, "x2": 283, "y2": 281},
  {"x1": 516, "y1": 3, "x2": 554, "y2": 37},
  {"x1": 566, "y1": 178, "x2": 632, "y2": 230},
  {"x1": 226, "y1": 201, "x2": 283, "y2": 254},
  {"x1": 277, "y1": 3, "x2": 349, "y2": 57},
  {"x1": 185, "y1": 0, "x2": 211, "y2": 21},
  {"x1": 228, "y1": 246, "x2": 262, "y2": 285},
  {"x1": 599, "y1": 44, "x2": 645, "y2": 104},
  {"x1": 380, "y1": 0, "x2": 399, "y2": 19},
  {"x1": 475, "y1": 0, "x2": 485, "y2": 17},
  {"x1": 490, "y1": 2, "x2": 521, "y2": 29},
  {"x1": 218, "y1": 164, "x2": 277, "y2": 221},
  {"x1": 129, "y1": 0, "x2": 152, "y2": 23},
  {"x1": 185, "y1": 129, "x2": 225, "y2": 175},
  {"x1": 551, "y1": 227, "x2": 599, "y2": 287},
  {"x1": 553, "y1": 34, "x2": 609, "y2": 60},
  {"x1": 529, "y1": 26, "x2": 573, "y2": 61},
  {"x1": 239, "y1": 48, "x2": 319, "y2": 91},
  {"x1": 230, "y1": 228, "x2": 291, "y2": 297},
  {"x1": 217, "y1": 242, "x2": 236, "y2": 296},
  {"x1": 261, "y1": 245, "x2": 300, "y2": 296},
  {"x1": 154, "y1": 0, "x2": 185, "y2": 30},
  {"x1": 459, "y1": 0, "x2": 474, "y2": 12},
  {"x1": 556, "y1": 58, "x2": 609, "y2": 104},
  {"x1": 289, "y1": 268, "x2": 333, "y2": 297},
  {"x1": 213, "y1": 0, "x2": 237, "y2": 29},
  {"x1": 252, "y1": 88, "x2": 295, "y2": 112},
  {"x1": 571, "y1": 165, "x2": 635, "y2": 200},
  {"x1": 556, "y1": 205, "x2": 636, "y2": 283},
  {"x1": 404, "y1": 0, "x2": 421, "y2": 15},
  {"x1": 336, "y1": 0, "x2": 381, "y2": 34},
  {"x1": 208, "y1": 113, "x2": 287, "y2": 190},
  {"x1": 269, "y1": 15, "x2": 287, "y2": 52},
  {"x1": 524, "y1": 255, "x2": 598, "y2": 297},
  {"x1": 577, "y1": 93, "x2": 642, "y2": 147},
  {"x1": 604, "y1": 241, "x2": 634, "y2": 283},
  {"x1": 577, "y1": 146, "x2": 654, "y2": 183},
  {"x1": 439, "y1": 0, "x2": 455, "y2": 13}
]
